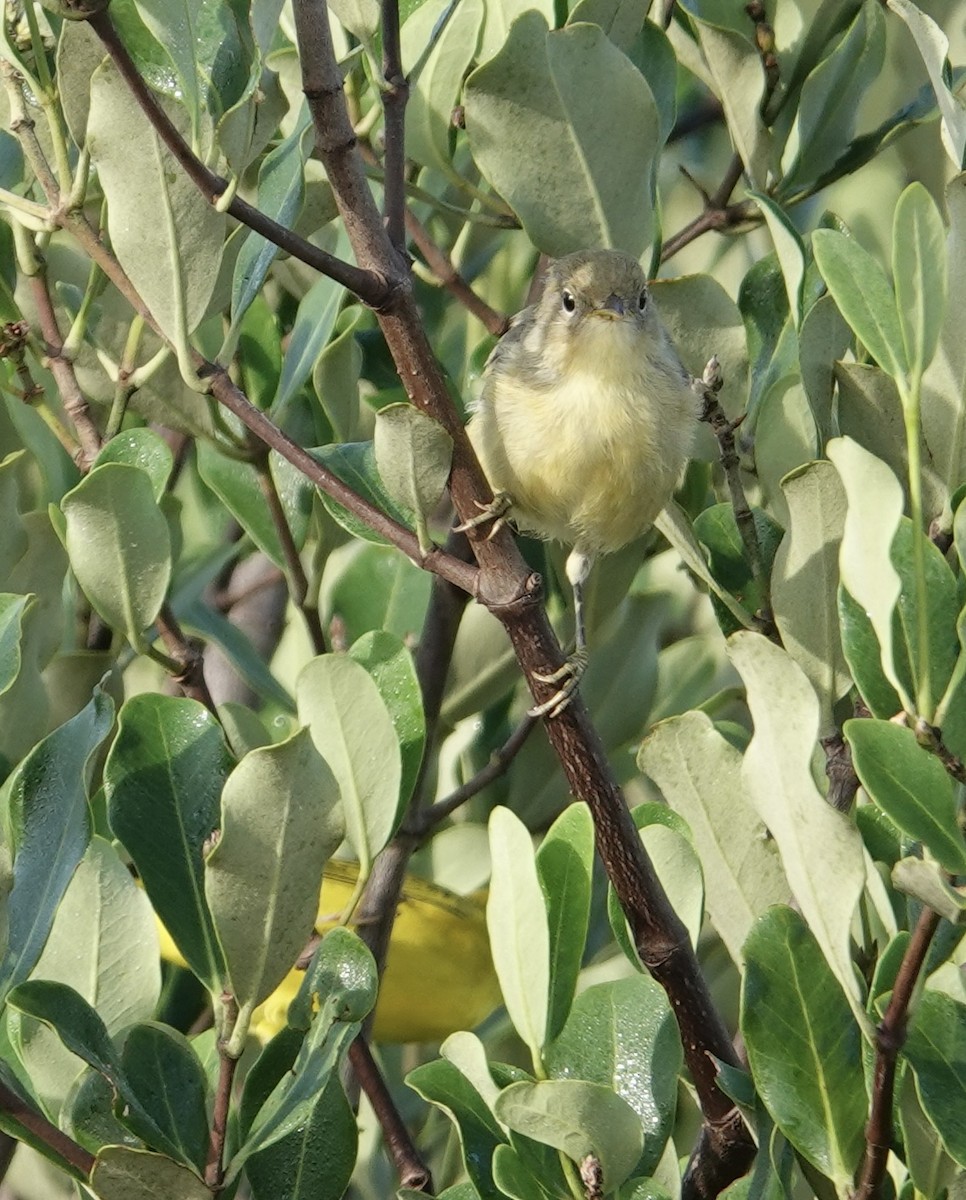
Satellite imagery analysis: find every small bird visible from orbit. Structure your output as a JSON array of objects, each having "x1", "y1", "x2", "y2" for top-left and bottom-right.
[{"x1": 462, "y1": 249, "x2": 699, "y2": 716}]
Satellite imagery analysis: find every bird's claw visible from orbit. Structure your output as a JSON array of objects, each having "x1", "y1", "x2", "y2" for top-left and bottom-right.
[
  {"x1": 454, "y1": 492, "x2": 512, "y2": 539},
  {"x1": 529, "y1": 649, "x2": 589, "y2": 719}
]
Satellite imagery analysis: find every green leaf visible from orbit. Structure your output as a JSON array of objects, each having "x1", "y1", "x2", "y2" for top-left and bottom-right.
[
  {"x1": 87, "y1": 59, "x2": 225, "y2": 347},
  {"x1": 406, "y1": 1057, "x2": 505, "y2": 1200},
  {"x1": 464, "y1": 16, "x2": 660, "y2": 257},
  {"x1": 828, "y1": 436, "x2": 910, "y2": 711},
  {"x1": 780, "y1": 2, "x2": 885, "y2": 194},
  {"x1": 535, "y1": 803, "x2": 593, "y2": 1044},
  {"x1": 94, "y1": 429, "x2": 174, "y2": 504},
  {"x1": 891, "y1": 856, "x2": 966, "y2": 924},
  {"x1": 296, "y1": 655, "x2": 402, "y2": 871},
  {"x1": 314, "y1": 441, "x2": 417, "y2": 545},
  {"x1": 121, "y1": 1023, "x2": 209, "y2": 1174},
  {"x1": 729, "y1": 633, "x2": 869, "y2": 1021},
  {"x1": 638, "y1": 712, "x2": 788, "y2": 964},
  {"x1": 748, "y1": 195, "x2": 806, "y2": 326},
  {"x1": 272, "y1": 272, "x2": 345, "y2": 416},
  {"x1": 61, "y1": 464, "x2": 171, "y2": 648},
  {"x1": 799, "y1": 293, "x2": 851, "y2": 444},
  {"x1": 845, "y1": 718, "x2": 966, "y2": 873},
  {"x1": 228, "y1": 103, "x2": 313, "y2": 338},
  {"x1": 247, "y1": 1075, "x2": 357, "y2": 1200},
  {"x1": 495, "y1": 1079, "x2": 643, "y2": 1194},
  {"x1": 90, "y1": 1146, "x2": 212, "y2": 1200},
  {"x1": 9, "y1": 837, "x2": 159, "y2": 1119},
  {"x1": 0, "y1": 688, "x2": 113, "y2": 999},
  {"x1": 348, "y1": 630, "x2": 425, "y2": 813},
  {"x1": 374, "y1": 403, "x2": 453, "y2": 553},
  {"x1": 323, "y1": 541, "x2": 432, "y2": 646},
  {"x1": 195, "y1": 442, "x2": 312, "y2": 571},
  {"x1": 771, "y1": 460, "x2": 851, "y2": 729},
  {"x1": 487, "y1": 807, "x2": 550, "y2": 1060},
  {"x1": 812, "y1": 228, "x2": 907, "y2": 382},
  {"x1": 888, "y1": 0, "x2": 966, "y2": 167},
  {"x1": 893, "y1": 181, "x2": 947, "y2": 385},
  {"x1": 205, "y1": 729, "x2": 342, "y2": 1049},
  {"x1": 545, "y1": 977, "x2": 681, "y2": 1176},
  {"x1": 905, "y1": 989, "x2": 966, "y2": 1167},
  {"x1": 741, "y1": 907, "x2": 866, "y2": 1189},
  {"x1": 403, "y1": 0, "x2": 485, "y2": 174},
  {"x1": 0, "y1": 594, "x2": 31, "y2": 698},
  {"x1": 105, "y1": 694, "x2": 231, "y2": 990}
]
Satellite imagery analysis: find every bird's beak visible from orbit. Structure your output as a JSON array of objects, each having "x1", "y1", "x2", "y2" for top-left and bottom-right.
[{"x1": 592, "y1": 294, "x2": 626, "y2": 320}]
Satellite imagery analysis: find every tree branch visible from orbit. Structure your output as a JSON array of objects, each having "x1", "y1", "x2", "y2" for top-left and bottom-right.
[
  {"x1": 349, "y1": 1036, "x2": 432, "y2": 1191},
  {"x1": 380, "y1": 0, "x2": 408, "y2": 254},
  {"x1": 0, "y1": 1078, "x2": 94, "y2": 1179},
  {"x1": 854, "y1": 905, "x2": 942, "y2": 1200},
  {"x1": 84, "y1": 8, "x2": 392, "y2": 308}
]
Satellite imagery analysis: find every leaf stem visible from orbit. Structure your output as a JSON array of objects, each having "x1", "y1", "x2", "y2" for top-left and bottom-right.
[{"x1": 901, "y1": 379, "x2": 932, "y2": 718}]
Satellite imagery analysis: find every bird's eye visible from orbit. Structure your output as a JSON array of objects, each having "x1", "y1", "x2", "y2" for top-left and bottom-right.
[
  {"x1": 638, "y1": 290, "x2": 648, "y2": 312},
  {"x1": 561, "y1": 289, "x2": 577, "y2": 313}
]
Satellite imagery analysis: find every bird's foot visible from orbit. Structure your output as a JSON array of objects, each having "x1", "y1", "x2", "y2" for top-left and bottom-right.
[
  {"x1": 454, "y1": 491, "x2": 512, "y2": 540},
  {"x1": 529, "y1": 648, "x2": 589, "y2": 719}
]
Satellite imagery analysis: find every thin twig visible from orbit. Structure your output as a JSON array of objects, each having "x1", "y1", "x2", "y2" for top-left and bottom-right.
[
  {"x1": 405, "y1": 210, "x2": 509, "y2": 337},
  {"x1": 349, "y1": 1036, "x2": 432, "y2": 1191},
  {"x1": 695, "y1": 359, "x2": 774, "y2": 634},
  {"x1": 84, "y1": 9, "x2": 392, "y2": 308},
  {"x1": 661, "y1": 156, "x2": 751, "y2": 264},
  {"x1": 254, "y1": 452, "x2": 327, "y2": 655},
  {"x1": 380, "y1": 0, "x2": 408, "y2": 254},
  {"x1": 406, "y1": 713, "x2": 538, "y2": 837},
  {"x1": 854, "y1": 906, "x2": 942, "y2": 1200},
  {"x1": 205, "y1": 994, "x2": 239, "y2": 1191},
  {"x1": 155, "y1": 605, "x2": 216, "y2": 711},
  {"x1": 26, "y1": 273, "x2": 102, "y2": 468},
  {"x1": 0, "y1": 1079, "x2": 94, "y2": 1178}
]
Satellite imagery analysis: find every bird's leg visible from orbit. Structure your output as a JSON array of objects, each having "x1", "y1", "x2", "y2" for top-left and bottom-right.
[
  {"x1": 454, "y1": 490, "x2": 512, "y2": 539},
  {"x1": 530, "y1": 548, "x2": 593, "y2": 718}
]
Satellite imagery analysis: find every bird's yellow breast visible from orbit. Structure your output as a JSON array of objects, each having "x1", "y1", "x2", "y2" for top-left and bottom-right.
[{"x1": 470, "y1": 324, "x2": 696, "y2": 555}]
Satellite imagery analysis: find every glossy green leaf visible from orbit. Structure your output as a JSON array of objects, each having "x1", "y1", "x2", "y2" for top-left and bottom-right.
[
  {"x1": 545, "y1": 977, "x2": 681, "y2": 1176},
  {"x1": 487, "y1": 806, "x2": 550, "y2": 1060},
  {"x1": 105, "y1": 694, "x2": 231, "y2": 990},
  {"x1": 888, "y1": 0, "x2": 966, "y2": 167},
  {"x1": 229, "y1": 103, "x2": 313, "y2": 338},
  {"x1": 90, "y1": 1146, "x2": 212, "y2": 1200},
  {"x1": 314, "y1": 441, "x2": 417, "y2": 546},
  {"x1": 229, "y1": 933, "x2": 373, "y2": 1177},
  {"x1": 205, "y1": 728, "x2": 341, "y2": 1049},
  {"x1": 905, "y1": 989, "x2": 966, "y2": 1167},
  {"x1": 348, "y1": 630, "x2": 425, "y2": 812},
  {"x1": 893, "y1": 182, "x2": 947, "y2": 384},
  {"x1": 406, "y1": 1057, "x2": 505, "y2": 1200},
  {"x1": 748, "y1": 195, "x2": 807, "y2": 326},
  {"x1": 61, "y1": 464, "x2": 171, "y2": 648},
  {"x1": 0, "y1": 594, "x2": 29, "y2": 698},
  {"x1": 464, "y1": 16, "x2": 659, "y2": 257},
  {"x1": 120, "y1": 1023, "x2": 209, "y2": 1174},
  {"x1": 247, "y1": 1075, "x2": 357, "y2": 1200},
  {"x1": 403, "y1": 0, "x2": 485, "y2": 174},
  {"x1": 828, "y1": 436, "x2": 910, "y2": 711},
  {"x1": 845, "y1": 718, "x2": 966, "y2": 873},
  {"x1": 322, "y1": 541, "x2": 432, "y2": 645},
  {"x1": 0, "y1": 688, "x2": 113, "y2": 999},
  {"x1": 374, "y1": 403, "x2": 453, "y2": 553},
  {"x1": 9, "y1": 837, "x2": 159, "y2": 1119},
  {"x1": 93, "y1": 430, "x2": 174, "y2": 504},
  {"x1": 899, "y1": 1068, "x2": 957, "y2": 1198},
  {"x1": 639, "y1": 712, "x2": 788, "y2": 963},
  {"x1": 495, "y1": 1079, "x2": 643, "y2": 1194},
  {"x1": 535, "y1": 802, "x2": 593, "y2": 1044},
  {"x1": 729, "y1": 633, "x2": 868, "y2": 1019},
  {"x1": 741, "y1": 907, "x2": 865, "y2": 1188},
  {"x1": 87, "y1": 60, "x2": 225, "y2": 344},
  {"x1": 195, "y1": 441, "x2": 311, "y2": 571},
  {"x1": 781, "y1": 2, "x2": 885, "y2": 193},
  {"x1": 296, "y1": 655, "x2": 402, "y2": 871},
  {"x1": 771, "y1": 461, "x2": 851, "y2": 728},
  {"x1": 272, "y1": 273, "x2": 345, "y2": 416}
]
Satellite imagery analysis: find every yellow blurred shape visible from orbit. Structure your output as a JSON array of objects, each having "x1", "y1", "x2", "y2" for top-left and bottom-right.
[{"x1": 157, "y1": 860, "x2": 502, "y2": 1043}]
